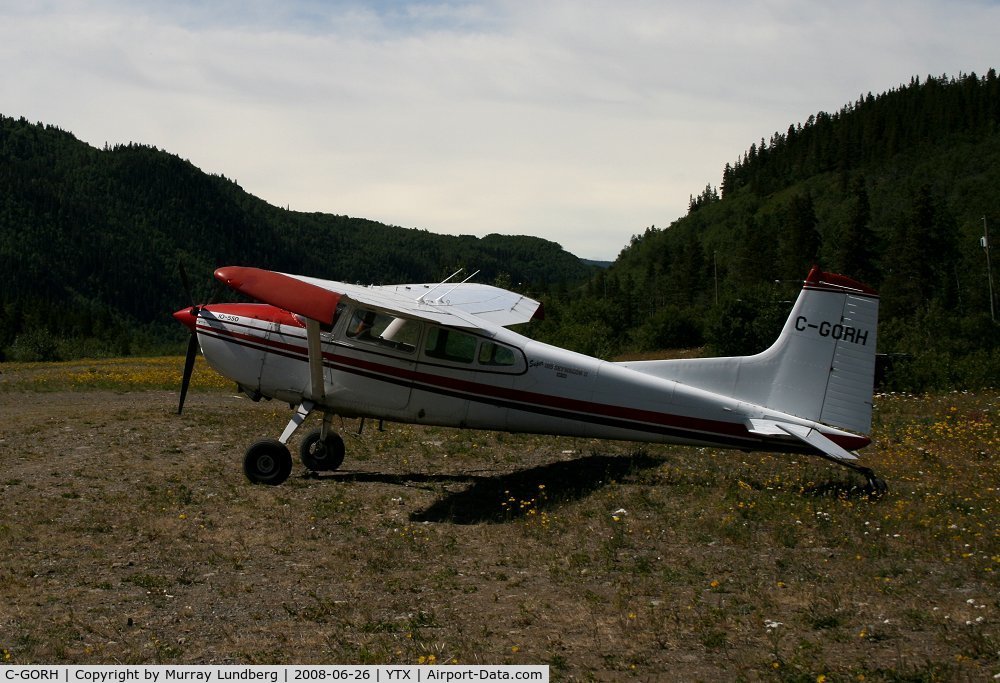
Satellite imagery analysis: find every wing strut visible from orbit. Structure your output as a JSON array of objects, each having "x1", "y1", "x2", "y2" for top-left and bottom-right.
[
  {"x1": 305, "y1": 318, "x2": 325, "y2": 402},
  {"x1": 280, "y1": 318, "x2": 325, "y2": 445}
]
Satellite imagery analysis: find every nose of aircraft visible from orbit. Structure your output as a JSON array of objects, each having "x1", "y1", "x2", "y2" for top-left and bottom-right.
[{"x1": 173, "y1": 307, "x2": 199, "y2": 333}]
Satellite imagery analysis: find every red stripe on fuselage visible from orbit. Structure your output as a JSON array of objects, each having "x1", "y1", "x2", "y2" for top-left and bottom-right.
[{"x1": 195, "y1": 318, "x2": 870, "y2": 452}]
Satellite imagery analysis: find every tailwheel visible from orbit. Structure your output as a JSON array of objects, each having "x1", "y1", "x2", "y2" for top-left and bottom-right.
[
  {"x1": 854, "y1": 464, "x2": 888, "y2": 499},
  {"x1": 866, "y1": 474, "x2": 889, "y2": 498},
  {"x1": 244, "y1": 439, "x2": 293, "y2": 485},
  {"x1": 299, "y1": 428, "x2": 346, "y2": 472},
  {"x1": 815, "y1": 454, "x2": 888, "y2": 499}
]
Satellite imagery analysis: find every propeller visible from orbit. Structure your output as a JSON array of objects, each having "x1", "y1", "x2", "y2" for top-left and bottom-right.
[
  {"x1": 178, "y1": 332, "x2": 198, "y2": 414},
  {"x1": 176, "y1": 261, "x2": 221, "y2": 415}
]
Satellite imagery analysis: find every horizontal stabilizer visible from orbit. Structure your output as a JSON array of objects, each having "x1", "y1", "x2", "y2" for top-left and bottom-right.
[
  {"x1": 746, "y1": 419, "x2": 789, "y2": 436},
  {"x1": 748, "y1": 419, "x2": 858, "y2": 461}
]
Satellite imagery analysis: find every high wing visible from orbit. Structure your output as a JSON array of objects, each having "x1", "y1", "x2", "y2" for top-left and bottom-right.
[{"x1": 214, "y1": 266, "x2": 543, "y2": 330}]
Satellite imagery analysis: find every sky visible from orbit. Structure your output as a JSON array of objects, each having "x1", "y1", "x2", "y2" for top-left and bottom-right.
[{"x1": 2, "y1": 1, "x2": 998, "y2": 260}]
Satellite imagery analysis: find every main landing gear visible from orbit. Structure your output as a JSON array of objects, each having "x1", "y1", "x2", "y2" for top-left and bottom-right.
[
  {"x1": 243, "y1": 439, "x2": 293, "y2": 485},
  {"x1": 299, "y1": 428, "x2": 346, "y2": 472},
  {"x1": 242, "y1": 400, "x2": 346, "y2": 485}
]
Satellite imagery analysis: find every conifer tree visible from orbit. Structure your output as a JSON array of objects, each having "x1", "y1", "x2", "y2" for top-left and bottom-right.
[
  {"x1": 778, "y1": 192, "x2": 820, "y2": 278},
  {"x1": 836, "y1": 176, "x2": 878, "y2": 286}
]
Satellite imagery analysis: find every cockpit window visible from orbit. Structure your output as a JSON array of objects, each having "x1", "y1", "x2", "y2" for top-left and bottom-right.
[{"x1": 345, "y1": 308, "x2": 420, "y2": 353}]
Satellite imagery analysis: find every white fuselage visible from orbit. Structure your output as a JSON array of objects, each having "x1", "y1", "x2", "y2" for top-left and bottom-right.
[{"x1": 191, "y1": 302, "x2": 866, "y2": 455}]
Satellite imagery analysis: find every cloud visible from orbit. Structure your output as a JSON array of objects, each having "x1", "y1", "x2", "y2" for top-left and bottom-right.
[{"x1": 2, "y1": 0, "x2": 999, "y2": 259}]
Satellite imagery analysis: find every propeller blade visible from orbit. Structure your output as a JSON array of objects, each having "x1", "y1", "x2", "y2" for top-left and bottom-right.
[
  {"x1": 179, "y1": 260, "x2": 196, "y2": 308},
  {"x1": 207, "y1": 278, "x2": 224, "y2": 306},
  {"x1": 178, "y1": 332, "x2": 198, "y2": 414}
]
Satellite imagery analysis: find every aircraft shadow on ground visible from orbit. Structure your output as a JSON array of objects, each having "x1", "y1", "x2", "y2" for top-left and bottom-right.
[{"x1": 313, "y1": 452, "x2": 664, "y2": 525}]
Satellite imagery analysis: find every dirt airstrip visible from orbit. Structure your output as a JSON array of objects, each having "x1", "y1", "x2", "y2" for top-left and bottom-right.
[{"x1": 0, "y1": 382, "x2": 997, "y2": 680}]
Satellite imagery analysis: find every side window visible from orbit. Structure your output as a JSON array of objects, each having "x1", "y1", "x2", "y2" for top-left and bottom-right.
[
  {"x1": 424, "y1": 327, "x2": 477, "y2": 363},
  {"x1": 379, "y1": 316, "x2": 421, "y2": 352},
  {"x1": 478, "y1": 341, "x2": 516, "y2": 367},
  {"x1": 346, "y1": 309, "x2": 379, "y2": 340},
  {"x1": 345, "y1": 308, "x2": 420, "y2": 353}
]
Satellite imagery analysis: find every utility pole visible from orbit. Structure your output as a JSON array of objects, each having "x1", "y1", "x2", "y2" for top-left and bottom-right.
[{"x1": 983, "y1": 216, "x2": 996, "y2": 322}]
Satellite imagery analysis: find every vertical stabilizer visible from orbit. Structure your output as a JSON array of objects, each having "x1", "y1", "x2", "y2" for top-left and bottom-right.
[
  {"x1": 740, "y1": 267, "x2": 879, "y2": 433},
  {"x1": 619, "y1": 267, "x2": 880, "y2": 434}
]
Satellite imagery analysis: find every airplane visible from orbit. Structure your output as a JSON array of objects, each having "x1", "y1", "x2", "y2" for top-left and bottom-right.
[{"x1": 173, "y1": 264, "x2": 886, "y2": 494}]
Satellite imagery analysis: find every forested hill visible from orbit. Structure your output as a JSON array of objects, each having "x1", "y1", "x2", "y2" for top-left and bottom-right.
[
  {"x1": 0, "y1": 116, "x2": 594, "y2": 359},
  {"x1": 531, "y1": 72, "x2": 999, "y2": 389},
  {"x1": 4, "y1": 73, "x2": 999, "y2": 388}
]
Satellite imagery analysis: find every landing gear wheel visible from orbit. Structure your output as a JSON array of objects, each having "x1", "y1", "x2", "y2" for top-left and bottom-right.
[
  {"x1": 857, "y1": 466, "x2": 888, "y2": 498},
  {"x1": 299, "y1": 428, "x2": 346, "y2": 472},
  {"x1": 244, "y1": 439, "x2": 293, "y2": 485},
  {"x1": 866, "y1": 476, "x2": 889, "y2": 498}
]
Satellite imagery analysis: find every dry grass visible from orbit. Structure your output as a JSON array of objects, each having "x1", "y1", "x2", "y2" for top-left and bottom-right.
[
  {"x1": 0, "y1": 358, "x2": 996, "y2": 680},
  {"x1": 0, "y1": 356, "x2": 230, "y2": 393}
]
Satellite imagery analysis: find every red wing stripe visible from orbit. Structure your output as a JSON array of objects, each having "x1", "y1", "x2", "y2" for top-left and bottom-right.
[{"x1": 215, "y1": 266, "x2": 341, "y2": 325}]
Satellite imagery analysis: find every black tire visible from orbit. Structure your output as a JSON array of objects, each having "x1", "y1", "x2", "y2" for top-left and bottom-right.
[
  {"x1": 243, "y1": 439, "x2": 293, "y2": 485},
  {"x1": 299, "y1": 428, "x2": 346, "y2": 472}
]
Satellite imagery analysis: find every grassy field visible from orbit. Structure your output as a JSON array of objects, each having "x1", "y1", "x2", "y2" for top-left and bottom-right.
[{"x1": 0, "y1": 358, "x2": 996, "y2": 680}]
